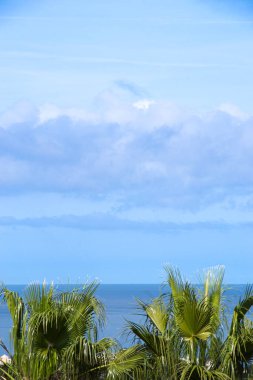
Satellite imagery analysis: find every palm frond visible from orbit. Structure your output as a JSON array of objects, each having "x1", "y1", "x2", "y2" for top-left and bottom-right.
[
  {"x1": 180, "y1": 362, "x2": 230, "y2": 380},
  {"x1": 106, "y1": 345, "x2": 145, "y2": 379}
]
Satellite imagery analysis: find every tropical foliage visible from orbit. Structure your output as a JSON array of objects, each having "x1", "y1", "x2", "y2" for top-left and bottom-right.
[
  {"x1": 0, "y1": 267, "x2": 253, "y2": 379},
  {"x1": 127, "y1": 266, "x2": 253, "y2": 380},
  {"x1": 0, "y1": 283, "x2": 144, "y2": 379}
]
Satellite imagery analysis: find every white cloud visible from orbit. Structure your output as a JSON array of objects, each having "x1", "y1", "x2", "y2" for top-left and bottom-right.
[
  {"x1": 218, "y1": 103, "x2": 249, "y2": 120},
  {"x1": 38, "y1": 104, "x2": 99, "y2": 124},
  {"x1": 133, "y1": 99, "x2": 155, "y2": 110},
  {"x1": 0, "y1": 91, "x2": 252, "y2": 212},
  {"x1": 0, "y1": 101, "x2": 38, "y2": 128}
]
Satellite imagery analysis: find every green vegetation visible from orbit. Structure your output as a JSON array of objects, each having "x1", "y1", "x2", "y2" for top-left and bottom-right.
[
  {"x1": 0, "y1": 283, "x2": 143, "y2": 379},
  {"x1": 1, "y1": 267, "x2": 253, "y2": 379}
]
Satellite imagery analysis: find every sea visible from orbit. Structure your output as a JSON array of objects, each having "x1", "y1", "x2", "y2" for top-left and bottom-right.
[{"x1": 0, "y1": 284, "x2": 250, "y2": 355}]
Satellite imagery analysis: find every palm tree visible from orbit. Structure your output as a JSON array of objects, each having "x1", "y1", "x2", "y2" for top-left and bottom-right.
[
  {"x1": 127, "y1": 294, "x2": 181, "y2": 379},
  {"x1": 2, "y1": 268, "x2": 253, "y2": 380},
  {"x1": 0, "y1": 282, "x2": 144, "y2": 380},
  {"x1": 219, "y1": 285, "x2": 253, "y2": 379},
  {"x1": 128, "y1": 266, "x2": 231, "y2": 379},
  {"x1": 168, "y1": 266, "x2": 229, "y2": 380}
]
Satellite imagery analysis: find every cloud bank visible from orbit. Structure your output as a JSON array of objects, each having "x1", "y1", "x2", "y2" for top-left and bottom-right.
[
  {"x1": 0, "y1": 214, "x2": 251, "y2": 231},
  {"x1": 0, "y1": 89, "x2": 252, "y2": 210}
]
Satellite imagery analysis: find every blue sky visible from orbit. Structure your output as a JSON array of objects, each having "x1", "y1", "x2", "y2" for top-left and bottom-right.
[{"x1": 0, "y1": 0, "x2": 253, "y2": 283}]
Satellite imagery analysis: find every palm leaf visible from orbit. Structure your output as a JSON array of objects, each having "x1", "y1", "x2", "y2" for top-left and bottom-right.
[{"x1": 106, "y1": 345, "x2": 145, "y2": 379}]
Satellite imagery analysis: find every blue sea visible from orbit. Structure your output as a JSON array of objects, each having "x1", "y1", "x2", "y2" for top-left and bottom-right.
[{"x1": 0, "y1": 284, "x2": 249, "y2": 354}]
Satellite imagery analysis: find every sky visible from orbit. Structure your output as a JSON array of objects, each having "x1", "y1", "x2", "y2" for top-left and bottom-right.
[{"x1": 0, "y1": 0, "x2": 253, "y2": 283}]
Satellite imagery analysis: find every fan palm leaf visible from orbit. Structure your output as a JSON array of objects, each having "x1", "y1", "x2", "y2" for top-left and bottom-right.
[{"x1": 1, "y1": 282, "x2": 117, "y2": 380}]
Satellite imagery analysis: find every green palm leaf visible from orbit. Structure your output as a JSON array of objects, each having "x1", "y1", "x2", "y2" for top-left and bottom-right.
[
  {"x1": 106, "y1": 345, "x2": 145, "y2": 379},
  {"x1": 175, "y1": 299, "x2": 216, "y2": 341}
]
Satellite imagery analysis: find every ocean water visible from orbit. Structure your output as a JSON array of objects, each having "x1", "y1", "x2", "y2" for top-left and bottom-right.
[{"x1": 0, "y1": 284, "x2": 250, "y2": 354}]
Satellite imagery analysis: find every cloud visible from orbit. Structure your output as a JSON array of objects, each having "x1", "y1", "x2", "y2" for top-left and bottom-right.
[
  {"x1": 0, "y1": 214, "x2": 251, "y2": 231},
  {"x1": 0, "y1": 101, "x2": 38, "y2": 128},
  {"x1": 133, "y1": 99, "x2": 155, "y2": 110},
  {"x1": 218, "y1": 103, "x2": 249, "y2": 121},
  {"x1": 0, "y1": 91, "x2": 252, "y2": 211}
]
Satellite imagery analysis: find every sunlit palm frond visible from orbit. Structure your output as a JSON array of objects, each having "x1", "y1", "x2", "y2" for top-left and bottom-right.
[
  {"x1": 175, "y1": 298, "x2": 216, "y2": 342},
  {"x1": 180, "y1": 362, "x2": 230, "y2": 380},
  {"x1": 24, "y1": 282, "x2": 54, "y2": 313},
  {"x1": 2, "y1": 289, "x2": 24, "y2": 341},
  {"x1": 128, "y1": 320, "x2": 168, "y2": 357},
  {"x1": 106, "y1": 345, "x2": 145, "y2": 379},
  {"x1": 144, "y1": 297, "x2": 169, "y2": 335},
  {"x1": 230, "y1": 284, "x2": 253, "y2": 335},
  {"x1": 165, "y1": 266, "x2": 186, "y2": 299}
]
